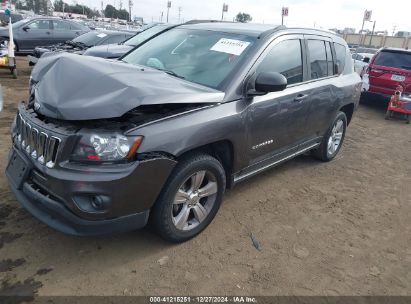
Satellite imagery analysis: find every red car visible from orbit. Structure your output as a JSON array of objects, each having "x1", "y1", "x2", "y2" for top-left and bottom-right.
[{"x1": 362, "y1": 48, "x2": 411, "y2": 100}]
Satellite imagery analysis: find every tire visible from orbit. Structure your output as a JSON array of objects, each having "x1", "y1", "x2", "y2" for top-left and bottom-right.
[
  {"x1": 151, "y1": 153, "x2": 226, "y2": 242},
  {"x1": 312, "y1": 111, "x2": 347, "y2": 162},
  {"x1": 385, "y1": 110, "x2": 392, "y2": 120}
]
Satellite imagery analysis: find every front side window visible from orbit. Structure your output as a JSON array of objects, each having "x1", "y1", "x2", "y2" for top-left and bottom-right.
[
  {"x1": 257, "y1": 39, "x2": 303, "y2": 85},
  {"x1": 123, "y1": 28, "x2": 256, "y2": 89},
  {"x1": 28, "y1": 20, "x2": 50, "y2": 30},
  {"x1": 307, "y1": 40, "x2": 328, "y2": 79},
  {"x1": 334, "y1": 43, "x2": 347, "y2": 74}
]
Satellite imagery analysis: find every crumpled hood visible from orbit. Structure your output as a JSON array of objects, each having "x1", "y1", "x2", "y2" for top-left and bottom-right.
[
  {"x1": 31, "y1": 53, "x2": 224, "y2": 120},
  {"x1": 83, "y1": 43, "x2": 133, "y2": 58}
]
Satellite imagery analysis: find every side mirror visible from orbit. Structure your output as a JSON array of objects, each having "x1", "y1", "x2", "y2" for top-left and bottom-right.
[
  {"x1": 250, "y1": 72, "x2": 287, "y2": 95},
  {"x1": 22, "y1": 26, "x2": 30, "y2": 31},
  {"x1": 363, "y1": 57, "x2": 370, "y2": 63}
]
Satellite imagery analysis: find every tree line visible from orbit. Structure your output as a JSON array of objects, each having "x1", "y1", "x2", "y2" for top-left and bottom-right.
[{"x1": 15, "y1": 0, "x2": 129, "y2": 20}]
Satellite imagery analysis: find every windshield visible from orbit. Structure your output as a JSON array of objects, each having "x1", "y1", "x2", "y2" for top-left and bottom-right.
[
  {"x1": 122, "y1": 28, "x2": 256, "y2": 89},
  {"x1": 374, "y1": 51, "x2": 411, "y2": 70},
  {"x1": 11, "y1": 19, "x2": 30, "y2": 28},
  {"x1": 124, "y1": 25, "x2": 169, "y2": 47},
  {"x1": 73, "y1": 31, "x2": 108, "y2": 47}
]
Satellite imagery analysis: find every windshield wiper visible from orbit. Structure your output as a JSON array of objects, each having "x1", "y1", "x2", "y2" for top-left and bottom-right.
[
  {"x1": 160, "y1": 69, "x2": 185, "y2": 79},
  {"x1": 401, "y1": 65, "x2": 411, "y2": 70}
]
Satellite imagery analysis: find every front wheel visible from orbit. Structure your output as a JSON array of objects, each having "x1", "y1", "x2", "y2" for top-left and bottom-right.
[
  {"x1": 151, "y1": 153, "x2": 226, "y2": 242},
  {"x1": 312, "y1": 111, "x2": 347, "y2": 162}
]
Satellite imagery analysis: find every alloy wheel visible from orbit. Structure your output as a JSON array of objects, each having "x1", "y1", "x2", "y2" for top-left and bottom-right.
[
  {"x1": 172, "y1": 170, "x2": 218, "y2": 231},
  {"x1": 327, "y1": 119, "x2": 344, "y2": 157}
]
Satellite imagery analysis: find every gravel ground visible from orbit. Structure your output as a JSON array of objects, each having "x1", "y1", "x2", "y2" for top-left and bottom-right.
[{"x1": 0, "y1": 57, "x2": 410, "y2": 297}]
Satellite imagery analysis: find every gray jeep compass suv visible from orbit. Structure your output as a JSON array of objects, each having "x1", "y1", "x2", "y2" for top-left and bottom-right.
[{"x1": 6, "y1": 23, "x2": 361, "y2": 242}]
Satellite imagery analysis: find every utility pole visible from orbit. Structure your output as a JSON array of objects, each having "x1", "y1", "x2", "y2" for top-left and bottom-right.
[
  {"x1": 166, "y1": 1, "x2": 171, "y2": 23},
  {"x1": 178, "y1": 6, "x2": 182, "y2": 23},
  {"x1": 359, "y1": 10, "x2": 372, "y2": 46},
  {"x1": 392, "y1": 25, "x2": 396, "y2": 36},
  {"x1": 221, "y1": 3, "x2": 228, "y2": 21},
  {"x1": 369, "y1": 20, "x2": 376, "y2": 47},
  {"x1": 160, "y1": 11, "x2": 163, "y2": 22},
  {"x1": 128, "y1": 0, "x2": 133, "y2": 22}
]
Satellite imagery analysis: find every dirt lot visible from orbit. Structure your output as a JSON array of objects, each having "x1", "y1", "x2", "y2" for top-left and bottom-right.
[{"x1": 0, "y1": 57, "x2": 410, "y2": 297}]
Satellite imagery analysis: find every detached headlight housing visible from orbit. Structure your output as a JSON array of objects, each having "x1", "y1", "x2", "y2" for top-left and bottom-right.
[{"x1": 72, "y1": 132, "x2": 143, "y2": 162}]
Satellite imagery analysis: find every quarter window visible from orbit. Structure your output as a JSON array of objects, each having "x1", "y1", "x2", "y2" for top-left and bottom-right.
[
  {"x1": 334, "y1": 43, "x2": 347, "y2": 74},
  {"x1": 307, "y1": 40, "x2": 328, "y2": 79},
  {"x1": 257, "y1": 39, "x2": 303, "y2": 85}
]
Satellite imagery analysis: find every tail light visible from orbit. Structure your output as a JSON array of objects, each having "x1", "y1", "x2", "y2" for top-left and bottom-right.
[{"x1": 370, "y1": 68, "x2": 384, "y2": 76}]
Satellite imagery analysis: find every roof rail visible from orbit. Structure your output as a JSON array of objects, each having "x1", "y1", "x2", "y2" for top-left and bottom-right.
[
  {"x1": 183, "y1": 19, "x2": 234, "y2": 24},
  {"x1": 258, "y1": 25, "x2": 286, "y2": 39}
]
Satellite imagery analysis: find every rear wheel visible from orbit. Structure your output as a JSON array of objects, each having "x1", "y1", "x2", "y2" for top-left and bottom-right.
[
  {"x1": 151, "y1": 153, "x2": 226, "y2": 242},
  {"x1": 312, "y1": 111, "x2": 347, "y2": 162}
]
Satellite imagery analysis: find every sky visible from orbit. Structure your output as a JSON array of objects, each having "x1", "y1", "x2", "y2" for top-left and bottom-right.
[{"x1": 73, "y1": 0, "x2": 411, "y2": 33}]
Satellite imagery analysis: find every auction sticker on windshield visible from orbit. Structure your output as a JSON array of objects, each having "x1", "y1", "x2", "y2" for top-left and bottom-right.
[
  {"x1": 210, "y1": 38, "x2": 251, "y2": 56},
  {"x1": 97, "y1": 33, "x2": 108, "y2": 38}
]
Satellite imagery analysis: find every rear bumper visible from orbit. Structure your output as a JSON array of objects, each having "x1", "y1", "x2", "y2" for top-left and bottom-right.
[{"x1": 361, "y1": 90, "x2": 391, "y2": 102}]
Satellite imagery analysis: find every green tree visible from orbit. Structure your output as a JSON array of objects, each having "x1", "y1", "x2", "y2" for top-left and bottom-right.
[
  {"x1": 104, "y1": 4, "x2": 117, "y2": 18},
  {"x1": 117, "y1": 8, "x2": 129, "y2": 20},
  {"x1": 235, "y1": 12, "x2": 252, "y2": 23}
]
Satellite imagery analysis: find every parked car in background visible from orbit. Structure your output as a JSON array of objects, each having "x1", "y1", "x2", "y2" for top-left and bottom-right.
[
  {"x1": 7, "y1": 23, "x2": 361, "y2": 242},
  {"x1": 28, "y1": 30, "x2": 134, "y2": 65},
  {"x1": 352, "y1": 52, "x2": 374, "y2": 75},
  {"x1": 83, "y1": 24, "x2": 174, "y2": 59},
  {"x1": 362, "y1": 48, "x2": 411, "y2": 100},
  {"x1": 0, "y1": 17, "x2": 89, "y2": 53},
  {"x1": 0, "y1": 12, "x2": 23, "y2": 26}
]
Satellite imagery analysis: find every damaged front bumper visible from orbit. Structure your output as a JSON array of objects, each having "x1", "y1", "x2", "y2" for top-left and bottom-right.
[{"x1": 5, "y1": 105, "x2": 177, "y2": 236}]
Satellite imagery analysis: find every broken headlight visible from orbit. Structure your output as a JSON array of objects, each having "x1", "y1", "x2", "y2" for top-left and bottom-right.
[{"x1": 72, "y1": 132, "x2": 143, "y2": 162}]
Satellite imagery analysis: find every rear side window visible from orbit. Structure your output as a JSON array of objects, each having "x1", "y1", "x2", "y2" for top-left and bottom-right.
[
  {"x1": 334, "y1": 43, "x2": 346, "y2": 74},
  {"x1": 53, "y1": 20, "x2": 71, "y2": 30},
  {"x1": 257, "y1": 39, "x2": 303, "y2": 85},
  {"x1": 307, "y1": 40, "x2": 328, "y2": 79},
  {"x1": 374, "y1": 51, "x2": 411, "y2": 70}
]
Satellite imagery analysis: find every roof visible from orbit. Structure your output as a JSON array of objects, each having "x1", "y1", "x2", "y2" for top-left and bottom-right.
[
  {"x1": 381, "y1": 47, "x2": 411, "y2": 53},
  {"x1": 180, "y1": 22, "x2": 281, "y2": 37},
  {"x1": 179, "y1": 22, "x2": 344, "y2": 41}
]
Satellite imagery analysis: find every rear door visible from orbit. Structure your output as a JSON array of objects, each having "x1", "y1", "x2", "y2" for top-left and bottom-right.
[
  {"x1": 300, "y1": 36, "x2": 340, "y2": 146},
  {"x1": 17, "y1": 19, "x2": 52, "y2": 50},
  {"x1": 51, "y1": 20, "x2": 80, "y2": 43},
  {"x1": 369, "y1": 50, "x2": 411, "y2": 94}
]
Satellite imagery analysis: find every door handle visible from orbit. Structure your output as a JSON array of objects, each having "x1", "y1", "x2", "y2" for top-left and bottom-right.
[
  {"x1": 294, "y1": 94, "x2": 309, "y2": 103},
  {"x1": 46, "y1": 31, "x2": 51, "y2": 34}
]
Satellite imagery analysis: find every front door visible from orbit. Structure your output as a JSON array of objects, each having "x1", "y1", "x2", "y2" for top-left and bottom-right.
[
  {"x1": 246, "y1": 35, "x2": 313, "y2": 169},
  {"x1": 18, "y1": 19, "x2": 52, "y2": 50}
]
